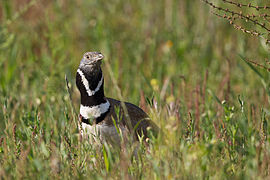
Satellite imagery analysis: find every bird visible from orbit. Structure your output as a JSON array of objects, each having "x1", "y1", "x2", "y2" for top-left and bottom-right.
[{"x1": 76, "y1": 52, "x2": 158, "y2": 144}]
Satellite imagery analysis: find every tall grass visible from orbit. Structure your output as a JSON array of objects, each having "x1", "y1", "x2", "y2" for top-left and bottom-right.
[{"x1": 0, "y1": 0, "x2": 269, "y2": 179}]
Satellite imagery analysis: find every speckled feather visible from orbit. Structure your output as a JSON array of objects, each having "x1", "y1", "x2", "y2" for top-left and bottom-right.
[
  {"x1": 77, "y1": 52, "x2": 159, "y2": 143},
  {"x1": 100, "y1": 98, "x2": 158, "y2": 138}
]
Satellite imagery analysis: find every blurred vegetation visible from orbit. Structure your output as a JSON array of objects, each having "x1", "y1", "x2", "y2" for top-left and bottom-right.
[{"x1": 0, "y1": 0, "x2": 270, "y2": 179}]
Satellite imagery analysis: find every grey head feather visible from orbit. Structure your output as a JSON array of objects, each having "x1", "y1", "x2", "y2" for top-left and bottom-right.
[{"x1": 79, "y1": 52, "x2": 104, "y2": 74}]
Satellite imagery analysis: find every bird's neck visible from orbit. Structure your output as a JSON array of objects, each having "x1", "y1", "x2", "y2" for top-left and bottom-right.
[{"x1": 76, "y1": 68, "x2": 110, "y2": 124}]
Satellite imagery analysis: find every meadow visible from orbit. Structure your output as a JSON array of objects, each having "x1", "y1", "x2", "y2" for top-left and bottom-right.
[{"x1": 0, "y1": 0, "x2": 270, "y2": 179}]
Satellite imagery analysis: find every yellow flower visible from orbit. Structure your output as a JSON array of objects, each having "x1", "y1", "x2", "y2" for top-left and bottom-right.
[
  {"x1": 163, "y1": 40, "x2": 173, "y2": 53},
  {"x1": 166, "y1": 95, "x2": 175, "y2": 104},
  {"x1": 165, "y1": 40, "x2": 173, "y2": 48},
  {"x1": 150, "y1": 79, "x2": 159, "y2": 91}
]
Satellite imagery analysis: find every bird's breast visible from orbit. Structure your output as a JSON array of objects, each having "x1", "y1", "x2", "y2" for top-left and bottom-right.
[{"x1": 80, "y1": 122, "x2": 128, "y2": 144}]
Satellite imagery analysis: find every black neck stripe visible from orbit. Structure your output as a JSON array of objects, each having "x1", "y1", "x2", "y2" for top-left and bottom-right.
[
  {"x1": 95, "y1": 107, "x2": 110, "y2": 124},
  {"x1": 81, "y1": 116, "x2": 92, "y2": 125},
  {"x1": 77, "y1": 67, "x2": 109, "y2": 124},
  {"x1": 76, "y1": 72, "x2": 106, "y2": 106},
  {"x1": 80, "y1": 105, "x2": 111, "y2": 125},
  {"x1": 79, "y1": 68, "x2": 103, "y2": 90}
]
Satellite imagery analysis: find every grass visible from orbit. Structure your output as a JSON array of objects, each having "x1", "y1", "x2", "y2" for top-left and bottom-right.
[{"x1": 0, "y1": 0, "x2": 270, "y2": 179}]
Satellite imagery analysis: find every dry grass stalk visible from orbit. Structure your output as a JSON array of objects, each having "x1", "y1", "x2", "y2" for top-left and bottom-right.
[
  {"x1": 139, "y1": 90, "x2": 147, "y2": 113},
  {"x1": 203, "y1": 0, "x2": 270, "y2": 78},
  {"x1": 195, "y1": 84, "x2": 200, "y2": 138},
  {"x1": 202, "y1": 0, "x2": 270, "y2": 44},
  {"x1": 244, "y1": 59, "x2": 270, "y2": 72},
  {"x1": 221, "y1": 0, "x2": 270, "y2": 10}
]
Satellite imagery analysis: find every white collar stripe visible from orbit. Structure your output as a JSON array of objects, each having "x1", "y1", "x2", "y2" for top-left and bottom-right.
[
  {"x1": 77, "y1": 69, "x2": 103, "y2": 96},
  {"x1": 80, "y1": 101, "x2": 110, "y2": 119}
]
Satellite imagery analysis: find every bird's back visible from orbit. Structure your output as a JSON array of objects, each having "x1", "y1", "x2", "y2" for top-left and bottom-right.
[
  {"x1": 76, "y1": 52, "x2": 159, "y2": 144},
  {"x1": 100, "y1": 98, "x2": 159, "y2": 139}
]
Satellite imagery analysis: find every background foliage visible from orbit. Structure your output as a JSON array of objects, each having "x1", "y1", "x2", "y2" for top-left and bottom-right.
[{"x1": 0, "y1": 0, "x2": 270, "y2": 179}]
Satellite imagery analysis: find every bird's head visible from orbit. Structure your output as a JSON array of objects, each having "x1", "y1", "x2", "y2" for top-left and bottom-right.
[{"x1": 79, "y1": 52, "x2": 104, "y2": 72}]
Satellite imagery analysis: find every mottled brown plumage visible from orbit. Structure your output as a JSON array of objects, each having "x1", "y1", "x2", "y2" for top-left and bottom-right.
[
  {"x1": 100, "y1": 98, "x2": 158, "y2": 138},
  {"x1": 77, "y1": 52, "x2": 158, "y2": 143}
]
